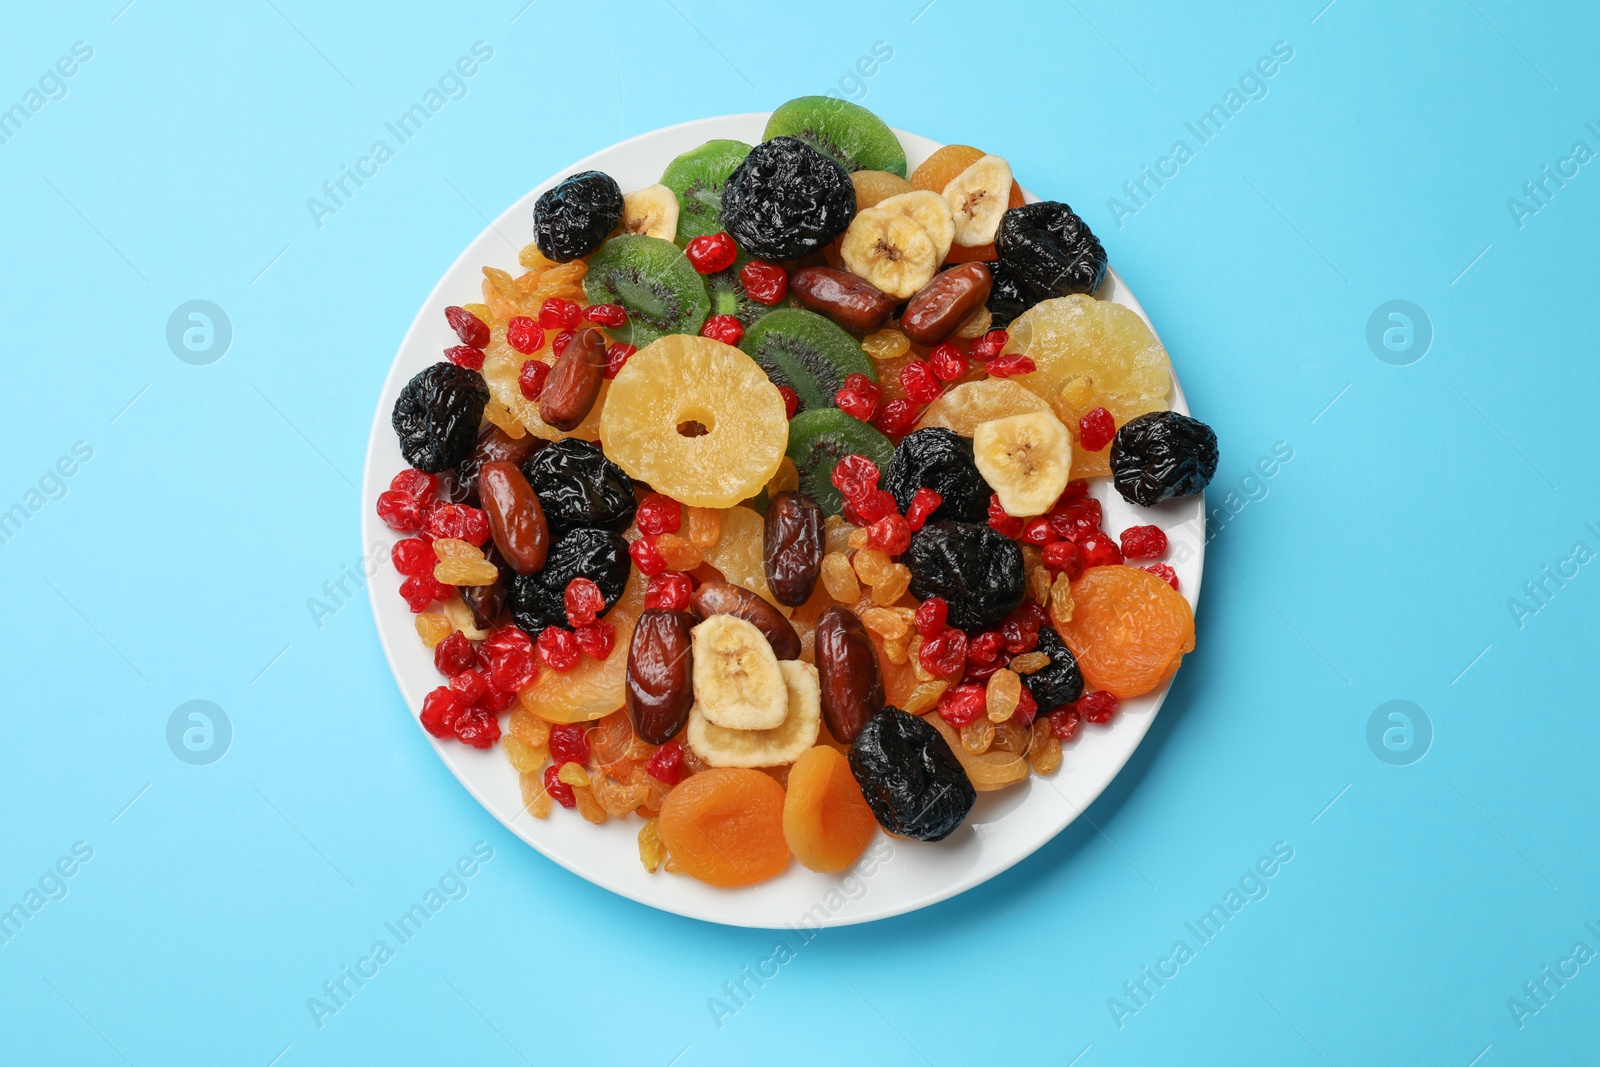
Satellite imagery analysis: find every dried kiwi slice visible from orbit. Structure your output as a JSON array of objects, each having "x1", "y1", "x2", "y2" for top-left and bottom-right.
[
  {"x1": 763, "y1": 96, "x2": 907, "y2": 177},
  {"x1": 739, "y1": 308, "x2": 875, "y2": 413},
  {"x1": 785, "y1": 407, "x2": 895, "y2": 516},
  {"x1": 660, "y1": 139, "x2": 751, "y2": 243},
  {"x1": 583, "y1": 234, "x2": 710, "y2": 347},
  {"x1": 707, "y1": 252, "x2": 787, "y2": 326}
]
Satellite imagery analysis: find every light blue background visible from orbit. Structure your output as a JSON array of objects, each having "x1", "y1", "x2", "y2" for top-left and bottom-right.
[{"x1": 2, "y1": 1, "x2": 1596, "y2": 1063}]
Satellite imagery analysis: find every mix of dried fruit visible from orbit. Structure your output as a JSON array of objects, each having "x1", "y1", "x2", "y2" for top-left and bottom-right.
[{"x1": 378, "y1": 98, "x2": 1218, "y2": 888}]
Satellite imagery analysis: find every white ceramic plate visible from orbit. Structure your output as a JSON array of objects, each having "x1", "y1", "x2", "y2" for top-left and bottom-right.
[{"x1": 363, "y1": 114, "x2": 1203, "y2": 928}]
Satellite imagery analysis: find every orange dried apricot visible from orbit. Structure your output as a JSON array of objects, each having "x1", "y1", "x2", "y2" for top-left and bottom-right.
[
  {"x1": 658, "y1": 768, "x2": 790, "y2": 887},
  {"x1": 1057, "y1": 565, "x2": 1195, "y2": 698},
  {"x1": 782, "y1": 747, "x2": 877, "y2": 873}
]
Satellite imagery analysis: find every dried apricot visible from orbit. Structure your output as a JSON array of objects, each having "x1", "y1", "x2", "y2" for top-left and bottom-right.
[
  {"x1": 1057, "y1": 565, "x2": 1194, "y2": 698},
  {"x1": 658, "y1": 768, "x2": 790, "y2": 887},
  {"x1": 782, "y1": 746, "x2": 877, "y2": 873}
]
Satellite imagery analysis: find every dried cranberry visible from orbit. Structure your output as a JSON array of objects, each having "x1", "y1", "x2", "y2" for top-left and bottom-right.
[
  {"x1": 831, "y1": 454, "x2": 881, "y2": 500},
  {"x1": 1059, "y1": 480, "x2": 1089, "y2": 503},
  {"x1": 645, "y1": 571, "x2": 693, "y2": 611},
  {"x1": 1001, "y1": 612, "x2": 1040, "y2": 655},
  {"x1": 835, "y1": 382, "x2": 879, "y2": 422},
  {"x1": 873, "y1": 398, "x2": 918, "y2": 437},
  {"x1": 987, "y1": 494, "x2": 1023, "y2": 538},
  {"x1": 399, "y1": 574, "x2": 451, "y2": 612},
  {"x1": 701, "y1": 314, "x2": 745, "y2": 345},
  {"x1": 537, "y1": 626, "x2": 580, "y2": 671},
  {"x1": 913, "y1": 597, "x2": 948, "y2": 639},
  {"x1": 518, "y1": 359, "x2": 550, "y2": 401},
  {"x1": 1079, "y1": 407, "x2": 1116, "y2": 452},
  {"x1": 482, "y1": 627, "x2": 538, "y2": 692},
  {"x1": 927, "y1": 343, "x2": 969, "y2": 382},
  {"x1": 1048, "y1": 498, "x2": 1102, "y2": 542},
  {"x1": 843, "y1": 488, "x2": 897, "y2": 525},
  {"x1": 986, "y1": 354, "x2": 1036, "y2": 378},
  {"x1": 1144, "y1": 563, "x2": 1180, "y2": 591},
  {"x1": 544, "y1": 764, "x2": 577, "y2": 808},
  {"x1": 778, "y1": 385, "x2": 799, "y2": 419},
  {"x1": 968, "y1": 630, "x2": 1005, "y2": 666},
  {"x1": 740, "y1": 260, "x2": 788, "y2": 305},
  {"x1": 1049, "y1": 707, "x2": 1081, "y2": 741},
  {"x1": 1012, "y1": 685, "x2": 1039, "y2": 727},
  {"x1": 420, "y1": 686, "x2": 465, "y2": 738},
  {"x1": 1021, "y1": 518, "x2": 1055, "y2": 546},
  {"x1": 391, "y1": 469, "x2": 438, "y2": 500},
  {"x1": 377, "y1": 490, "x2": 426, "y2": 533},
  {"x1": 448, "y1": 668, "x2": 487, "y2": 704},
  {"x1": 539, "y1": 297, "x2": 581, "y2": 330},
  {"x1": 506, "y1": 315, "x2": 544, "y2": 354},
  {"x1": 1078, "y1": 532, "x2": 1124, "y2": 568},
  {"x1": 965, "y1": 658, "x2": 1005, "y2": 683},
  {"x1": 629, "y1": 536, "x2": 667, "y2": 577},
  {"x1": 564, "y1": 577, "x2": 606, "y2": 627},
  {"x1": 391, "y1": 537, "x2": 435, "y2": 578},
  {"x1": 453, "y1": 708, "x2": 501, "y2": 749},
  {"x1": 905, "y1": 488, "x2": 942, "y2": 532},
  {"x1": 1077, "y1": 690, "x2": 1118, "y2": 724},
  {"x1": 551, "y1": 328, "x2": 575, "y2": 358},
  {"x1": 686, "y1": 233, "x2": 738, "y2": 274},
  {"x1": 900, "y1": 360, "x2": 942, "y2": 404},
  {"x1": 445, "y1": 306, "x2": 490, "y2": 347},
  {"x1": 1120, "y1": 524, "x2": 1168, "y2": 560},
  {"x1": 445, "y1": 344, "x2": 485, "y2": 370},
  {"x1": 635, "y1": 493, "x2": 682, "y2": 537},
  {"x1": 936, "y1": 683, "x2": 986, "y2": 726},
  {"x1": 583, "y1": 303, "x2": 627, "y2": 327},
  {"x1": 969, "y1": 329, "x2": 1008, "y2": 360},
  {"x1": 1042, "y1": 540, "x2": 1084, "y2": 580},
  {"x1": 434, "y1": 631, "x2": 479, "y2": 676},
  {"x1": 479, "y1": 684, "x2": 516, "y2": 713},
  {"x1": 549, "y1": 722, "x2": 591, "y2": 765},
  {"x1": 867, "y1": 513, "x2": 912, "y2": 555},
  {"x1": 425, "y1": 503, "x2": 491, "y2": 546},
  {"x1": 574, "y1": 618, "x2": 615, "y2": 659},
  {"x1": 603, "y1": 342, "x2": 636, "y2": 378},
  {"x1": 918, "y1": 628, "x2": 969, "y2": 679},
  {"x1": 645, "y1": 739, "x2": 684, "y2": 784}
]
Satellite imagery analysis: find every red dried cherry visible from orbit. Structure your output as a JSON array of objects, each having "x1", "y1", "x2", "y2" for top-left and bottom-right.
[
  {"x1": 1020, "y1": 517, "x2": 1055, "y2": 546},
  {"x1": 918, "y1": 628, "x2": 969, "y2": 679},
  {"x1": 831, "y1": 454, "x2": 880, "y2": 500},
  {"x1": 420, "y1": 686, "x2": 465, "y2": 738},
  {"x1": 453, "y1": 708, "x2": 501, "y2": 749},
  {"x1": 551, "y1": 329, "x2": 575, "y2": 358},
  {"x1": 645, "y1": 739, "x2": 685, "y2": 784},
  {"x1": 378, "y1": 490, "x2": 426, "y2": 533},
  {"x1": 1048, "y1": 498, "x2": 1102, "y2": 542},
  {"x1": 927, "y1": 343, "x2": 969, "y2": 382},
  {"x1": 629, "y1": 536, "x2": 668, "y2": 577},
  {"x1": 1120, "y1": 524, "x2": 1168, "y2": 560},
  {"x1": 985, "y1": 354, "x2": 1036, "y2": 378},
  {"x1": 1042, "y1": 540, "x2": 1084, "y2": 580},
  {"x1": 1012, "y1": 685, "x2": 1039, "y2": 727},
  {"x1": 701, "y1": 314, "x2": 745, "y2": 345},
  {"x1": 448, "y1": 668, "x2": 487, "y2": 704},
  {"x1": 900, "y1": 360, "x2": 942, "y2": 404},
  {"x1": 390, "y1": 468, "x2": 438, "y2": 500},
  {"x1": 434, "y1": 631, "x2": 479, "y2": 676},
  {"x1": 1078, "y1": 532, "x2": 1124, "y2": 568},
  {"x1": 538, "y1": 297, "x2": 581, "y2": 330},
  {"x1": 913, "y1": 597, "x2": 948, "y2": 639},
  {"x1": 843, "y1": 488, "x2": 896, "y2": 525},
  {"x1": 987, "y1": 494, "x2": 1023, "y2": 538},
  {"x1": 1079, "y1": 407, "x2": 1116, "y2": 453},
  {"x1": 834, "y1": 376, "x2": 880, "y2": 422},
  {"x1": 1048, "y1": 707, "x2": 1081, "y2": 741},
  {"x1": 873, "y1": 398, "x2": 918, "y2": 437},
  {"x1": 574, "y1": 618, "x2": 615, "y2": 659},
  {"x1": 544, "y1": 764, "x2": 577, "y2": 808},
  {"x1": 479, "y1": 684, "x2": 516, "y2": 713},
  {"x1": 445, "y1": 344, "x2": 484, "y2": 370},
  {"x1": 635, "y1": 493, "x2": 682, "y2": 537},
  {"x1": 603, "y1": 342, "x2": 636, "y2": 379},
  {"x1": 968, "y1": 630, "x2": 1005, "y2": 666},
  {"x1": 645, "y1": 571, "x2": 693, "y2": 611},
  {"x1": 518, "y1": 359, "x2": 550, "y2": 401},
  {"x1": 778, "y1": 385, "x2": 799, "y2": 419},
  {"x1": 1077, "y1": 690, "x2": 1118, "y2": 724},
  {"x1": 425, "y1": 503, "x2": 490, "y2": 546},
  {"x1": 686, "y1": 233, "x2": 737, "y2": 274},
  {"x1": 537, "y1": 626, "x2": 580, "y2": 671},
  {"x1": 399, "y1": 574, "x2": 451, "y2": 612},
  {"x1": 905, "y1": 488, "x2": 942, "y2": 531},
  {"x1": 482, "y1": 627, "x2": 538, "y2": 692},
  {"x1": 583, "y1": 303, "x2": 627, "y2": 328},
  {"x1": 506, "y1": 316, "x2": 545, "y2": 354},
  {"x1": 936, "y1": 683, "x2": 986, "y2": 726},
  {"x1": 969, "y1": 329, "x2": 1008, "y2": 360},
  {"x1": 391, "y1": 538, "x2": 435, "y2": 578},
  {"x1": 445, "y1": 306, "x2": 490, "y2": 348},
  {"x1": 1144, "y1": 563, "x2": 1179, "y2": 591},
  {"x1": 563, "y1": 577, "x2": 606, "y2": 627},
  {"x1": 548, "y1": 722, "x2": 591, "y2": 765},
  {"x1": 740, "y1": 260, "x2": 788, "y2": 304},
  {"x1": 866, "y1": 513, "x2": 912, "y2": 555}
]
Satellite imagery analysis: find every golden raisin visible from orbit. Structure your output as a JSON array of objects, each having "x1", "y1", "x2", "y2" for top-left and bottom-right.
[
  {"x1": 519, "y1": 771, "x2": 553, "y2": 819},
  {"x1": 414, "y1": 612, "x2": 453, "y2": 649},
  {"x1": 509, "y1": 708, "x2": 550, "y2": 748},
  {"x1": 860, "y1": 606, "x2": 909, "y2": 641},
  {"x1": 822, "y1": 551, "x2": 861, "y2": 603},
  {"x1": 902, "y1": 679, "x2": 948, "y2": 714},
  {"x1": 463, "y1": 302, "x2": 494, "y2": 324},
  {"x1": 502, "y1": 736, "x2": 542, "y2": 775},
  {"x1": 955, "y1": 305, "x2": 993, "y2": 339},
  {"x1": 961, "y1": 718, "x2": 995, "y2": 754},
  {"x1": 483, "y1": 265, "x2": 516, "y2": 294},
  {"x1": 655, "y1": 533, "x2": 703, "y2": 570},
  {"x1": 1009, "y1": 651, "x2": 1050, "y2": 675},
  {"x1": 824, "y1": 515, "x2": 859, "y2": 556},
  {"x1": 432, "y1": 538, "x2": 483, "y2": 561},
  {"x1": 639, "y1": 817, "x2": 666, "y2": 873},
  {"x1": 847, "y1": 527, "x2": 870, "y2": 550},
  {"x1": 572, "y1": 783, "x2": 608, "y2": 825},
  {"x1": 557, "y1": 762, "x2": 591, "y2": 787},
  {"x1": 435, "y1": 558, "x2": 500, "y2": 586},
  {"x1": 986, "y1": 668, "x2": 1022, "y2": 723},
  {"x1": 862, "y1": 328, "x2": 911, "y2": 361},
  {"x1": 1028, "y1": 564, "x2": 1052, "y2": 606},
  {"x1": 882, "y1": 636, "x2": 909, "y2": 664},
  {"x1": 766, "y1": 457, "x2": 800, "y2": 496},
  {"x1": 853, "y1": 547, "x2": 890, "y2": 585},
  {"x1": 1028, "y1": 721, "x2": 1063, "y2": 775},
  {"x1": 871, "y1": 564, "x2": 911, "y2": 606},
  {"x1": 1049, "y1": 572, "x2": 1075, "y2": 628},
  {"x1": 683, "y1": 506, "x2": 723, "y2": 549}
]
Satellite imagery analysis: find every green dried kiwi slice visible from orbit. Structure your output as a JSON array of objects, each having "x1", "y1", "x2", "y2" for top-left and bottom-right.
[
  {"x1": 739, "y1": 308, "x2": 875, "y2": 414},
  {"x1": 582, "y1": 234, "x2": 710, "y2": 347},
  {"x1": 785, "y1": 407, "x2": 895, "y2": 516},
  {"x1": 660, "y1": 139, "x2": 751, "y2": 244},
  {"x1": 762, "y1": 96, "x2": 907, "y2": 177}
]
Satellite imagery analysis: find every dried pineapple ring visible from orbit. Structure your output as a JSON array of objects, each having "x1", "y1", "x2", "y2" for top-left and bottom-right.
[{"x1": 600, "y1": 335, "x2": 787, "y2": 508}]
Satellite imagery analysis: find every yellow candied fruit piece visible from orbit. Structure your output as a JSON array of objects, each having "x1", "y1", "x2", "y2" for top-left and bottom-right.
[
  {"x1": 986, "y1": 668, "x2": 1022, "y2": 723},
  {"x1": 852, "y1": 547, "x2": 891, "y2": 586},
  {"x1": 961, "y1": 718, "x2": 995, "y2": 754},
  {"x1": 519, "y1": 770, "x2": 553, "y2": 819},
  {"x1": 860, "y1": 606, "x2": 908, "y2": 641},
  {"x1": 557, "y1": 762, "x2": 591, "y2": 787},
  {"x1": 1028, "y1": 721, "x2": 1063, "y2": 775},
  {"x1": 1009, "y1": 651, "x2": 1050, "y2": 675},
  {"x1": 871, "y1": 564, "x2": 911, "y2": 606},
  {"x1": 1049, "y1": 572, "x2": 1075, "y2": 628},
  {"x1": 902, "y1": 679, "x2": 948, "y2": 715},
  {"x1": 435, "y1": 558, "x2": 500, "y2": 586},
  {"x1": 684, "y1": 506, "x2": 723, "y2": 550},
  {"x1": 483, "y1": 400, "x2": 527, "y2": 438},
  {"x1": 655, "y1": 533, "x2": 703, "y2": 571},
  {"x1": 433, "y1": 538, "x2": 483, "y2": 561},
  {"x1": 639, "y1": 817, "x2": 666, "y2": 873},
  {"x1": 821, "y1": 551, "x2": 861, "y2": 603},
  {"x1": 862, "y1": 329, "x2": 911, "y2": 361},
  {"x1": 415, "y1": 613, "x2": 453, "y2": 649}
]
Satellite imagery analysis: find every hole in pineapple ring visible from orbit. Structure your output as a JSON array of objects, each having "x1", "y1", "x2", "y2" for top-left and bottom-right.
[
  {"x1": 677, "y1": 420, "x2": 710, "y2": 437},
  {"x1": 675, "y1": 404, "x2": 716, "y2": 438}
]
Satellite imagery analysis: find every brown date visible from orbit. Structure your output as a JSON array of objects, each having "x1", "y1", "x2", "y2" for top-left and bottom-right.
[
  {"x1": 900, "y1": 263, "x2": 993, "y2": 346},
  {"x1": 625, "y1": 609, "x2": 696, "y2": 744},
  {"x1": 456, "y1": 424, "x2": 545, "y2": 503},
  {"x1": 688, "y1": 580, "x2": 801, "y2": 660},
  {"x1": 477, "y1": 461, "x2": 549, "y2": 574},
  {"x1": 539, "y1": 326, "x2": 606, "y2": 431},
  {"x1": 790, "y1": 267, "x2": 897, "y2": 333},
  {"x1": 460, "y1": 545, "x2": 510, "y2": 629},
  {"x1": 763, "y1": 491, "x2": 823, "y2": 607},
  {"x1": 813, "y1": 606, "x2": 884, "y2": 744}
]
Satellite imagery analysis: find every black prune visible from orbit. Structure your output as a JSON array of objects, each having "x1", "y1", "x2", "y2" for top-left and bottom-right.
[
  {"x1": 391, "y1": 362, "x2": 489, "y2": 473},
  {"x1": 719, "y1": 137, "x2": 857, "y2": 261},
  {"x1": 533, "y1": 171, "x2": 624, "y2": 263},
  {"x1": 992, "y1": 202, "x2": 1108, "y2": 320},
  {"x1": 848, "y1": 708, "x2": 975, "y2": 842},
  {"x1": 521, "y1": 439, "x2": 636, "y2": 537},
  {"x1": 1109, "y1": 411, "x2": 1219, "y2": 507},
  {"x1": 984, "y1": 259, "x2": 1031, "y2": 328},
  {"x1": 904, "y1": 520, "x2": 1025, "y2": 633},
  {"x1": 1021, "y1": 626, "x2": 1084, "y2": 713},
  {"x1": 882, "y1": 428, "x2": 989, "y2": 524},
  {"x1": 508, "y1": 527, "x2": 630, "y2": 637}
]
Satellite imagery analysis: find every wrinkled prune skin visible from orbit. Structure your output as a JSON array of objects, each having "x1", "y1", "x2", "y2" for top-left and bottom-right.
[
  {"x1": 904, "y1": 520, "x2": 1025, "y2": 633},
  {"x1": 1021, "y1": 626, "x2": 1084, "y2": 713},
  {"x1": 883, "y1": 428, "x2": 989, "y2": 524},
  {"x1": 992, "y1": 202, "x2": 1108, "y2": 319},
  {"x1": 533, "y1": 170, "x2": 624, "y2": 263},
  {"x1": 508, "y1": 527, "x2": 629, "y2": 636},
  {"x1": 848, "y1": 708, "x2": 975, "y2": 841},
  {"x1": 984, "y1": 259, "x2": 1031, "y2": 328},
  {"x1": 521, "y1": 439, "x2": 636, "y2": 537},
  {"x1": 1109, "y1": 411, "x2": 1219, "y2": 507},
  {"x1": 391, "y1": 362, "x2": 490, "y2": 473},
  {"x1": 720, "y1": 137, "x2": 857, "y2": 261}
]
